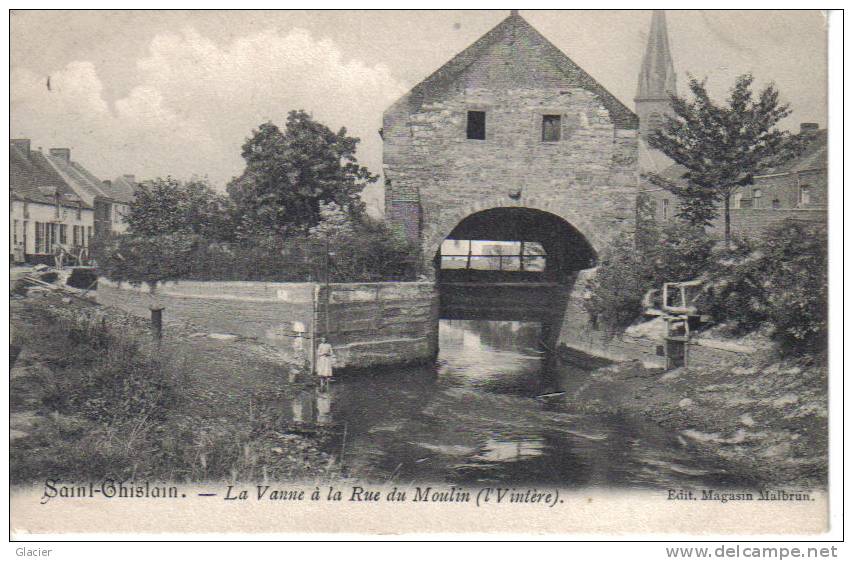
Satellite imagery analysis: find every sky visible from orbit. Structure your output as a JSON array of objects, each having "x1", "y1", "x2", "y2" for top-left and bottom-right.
[{"x1": 10, "y1": 10, "x2": 828, "y2": 216}]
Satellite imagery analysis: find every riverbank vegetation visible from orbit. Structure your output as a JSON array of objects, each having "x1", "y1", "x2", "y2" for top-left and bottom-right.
[
  {"x1": 585, "y1": 218, "x2": 827, "y2": 357},
  {"x1": 586, "y1": 73, "x2": 825, "y2": 357},
  {"x1": 10, "y1": 290, "x2": 339, "y2": 483}
]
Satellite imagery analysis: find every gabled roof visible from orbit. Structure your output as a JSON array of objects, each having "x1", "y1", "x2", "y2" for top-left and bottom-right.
[
  {"x1": 9, "y1": 144, "x2": 92, "y2": 208},
  {"x1": 384, "y1": 12, "x2": 638, "y2": 130},
  {"x1": 106, "y1": 175, "x2": 138, "y2": 204},
  {"x1": 761, "y1": 129, "x2": 827, "y2": 175}
]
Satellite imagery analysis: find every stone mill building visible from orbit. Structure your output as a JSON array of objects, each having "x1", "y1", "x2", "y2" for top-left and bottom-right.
[{"x1": 382, "y1": 10, "x2": 640, "y2": 280}]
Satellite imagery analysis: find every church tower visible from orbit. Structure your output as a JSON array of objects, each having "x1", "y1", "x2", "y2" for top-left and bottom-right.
[{"x1": 635, "y1": 10, "x2": 677, "y2": 140}]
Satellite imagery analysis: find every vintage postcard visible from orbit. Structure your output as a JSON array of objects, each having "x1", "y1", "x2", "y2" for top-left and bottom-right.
[{"x1": 7, "y1": 8, "x2": 838, "y2": 541}]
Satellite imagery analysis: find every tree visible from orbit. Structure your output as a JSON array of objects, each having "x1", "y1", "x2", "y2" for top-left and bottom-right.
[
  {"x1": 92, "y1": 231, "x2": 199, "y2": 291},
  {"x1": 646, "y1": 74, "x2": 805, "y2": 245},
  {"x1": 127, "y1": 177, "x2": 234, "y2": 241},
  {"x1": 307, "y1": 201, "x2": 420, "y2": 281},
  {"x1": 95, "y1": 177, "x2": 232, "y2": 290},
  {"x1": 227, "y1": 111, "x2": 377, "y2": 237}
]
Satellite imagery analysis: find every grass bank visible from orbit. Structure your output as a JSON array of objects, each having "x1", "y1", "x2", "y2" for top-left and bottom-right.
[{"x1": 10, "y1": 288, "x2": 340, "y2": 484}]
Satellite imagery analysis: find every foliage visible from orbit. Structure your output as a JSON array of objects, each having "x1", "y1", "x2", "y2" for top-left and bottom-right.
[
  {"x1": 643, "y1": 222, "x2": 714, "y2": 287},
  {"x1": 307, "y1": 202, "x2": 421, "y2": 282},
  {"x1": 41, "y1": 315, "x2": 185, "y2": 424},
  {"x1": 583, "y1": 232, "x2": 648, "y2": 333},
  {"x1": 227, "y1": 112, "x2": 377, "y2": 236},
  {"x1": 9, "y1": 299, "x2": 335, "y2": 483},
  {"x1": 93, "y1": 177, "x2": 236, "y2": 289},
  {"x1": 694, "y1": 235, "x2": 764, "y2": 332},
  {"x1": 700, "y1": 220, "x2": 827, "y2": 354},
  {"x1": 584, "y1": 223, "x2": 714, "y2": 332},
  {"x1": 645, "y1": 74, "x2": 805, "y2": 243},
  {"x1": 92, "y1": 231, "x2": 200, "y2": 289},
  {"x1": 126, "y1": 177, "x2": 235, "y2": 241}
]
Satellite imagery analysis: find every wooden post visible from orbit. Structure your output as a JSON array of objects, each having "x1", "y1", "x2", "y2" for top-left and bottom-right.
[{"x1": 150, "y1": 306, "x2": 164, "y2": 340}]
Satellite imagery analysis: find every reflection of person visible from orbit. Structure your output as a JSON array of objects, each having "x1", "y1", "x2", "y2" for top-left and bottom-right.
[
  {"x1": 316, "y1": 337, "x2": 335, "y2": 391},
  {"x1": 316, "y1": 390, "x2": 331, "y2": 425}
]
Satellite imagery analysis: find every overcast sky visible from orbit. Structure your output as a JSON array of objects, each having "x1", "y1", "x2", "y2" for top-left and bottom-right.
[{"x1": 11, "y1": 10, "x2": 827, "y2": 215}]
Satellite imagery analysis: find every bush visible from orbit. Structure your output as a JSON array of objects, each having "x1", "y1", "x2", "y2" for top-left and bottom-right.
[
  {"x1": 309, "y1": 203, "x2": 421, "y2": 282},
  {"x1": 702, "y1": 220, "x2": 827, "y2": 354},
  {"x1": 644, "y1": 222, "x2": 714, "y2": 286},
  {"x1": 583, "y1": 233, "x2": 647, "y2": 332},
  {"x1": 94, "y1": 203, "x2": 421, "y2": 285},
  {"x1": 584, "y1": 223, "x2": 714, "y2": 332},
  {"x1": 92, "y1": 231, "x2": 199, "y2": 289},
  {"x1": 41, "y1": 311, "x2": 186, "y2": 424},
  {"x1": 763, "y1": 223, "x2": 828, "y2": 353},
  {"x1": 696, "y1": 234, "x2": 765, "y2": 332}
]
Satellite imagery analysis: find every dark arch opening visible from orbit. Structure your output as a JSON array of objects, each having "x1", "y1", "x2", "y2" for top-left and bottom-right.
[{"x1": 435, "y1": 207, "x2": 597, "y2": 284}]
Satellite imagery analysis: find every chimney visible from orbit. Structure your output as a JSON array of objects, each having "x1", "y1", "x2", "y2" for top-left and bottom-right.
[
  {"x1": 102, "y1": 180, "x2": 112, "y2": 190},
  {"x1": 122, "y1": 174, "x2": 136, "y2": 184},
  {"x1": 800, "y1": 122, "x2": 819, "y2": 134},
  {"x1": 10, "y1": 139, "x2": 30, "y2": 157},
  {"x1": 49, "y1": 148, "x2": 71, "y2": 163}
]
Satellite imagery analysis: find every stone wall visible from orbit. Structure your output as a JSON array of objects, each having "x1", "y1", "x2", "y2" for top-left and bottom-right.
[
  {"x1": 97, "y1": 279, "x2": 439, "y2": 372},
  {"x1": 97, "y1": 279, "x2": 316, "y2": 353},
  {"x1": 316, "y1": 282, "x2": 438, "y2": 370},
  {"x1": 383, "y1": 28, "x2": 639, "y2": 269}
]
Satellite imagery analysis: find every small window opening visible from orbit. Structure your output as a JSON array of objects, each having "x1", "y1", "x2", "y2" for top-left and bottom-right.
[
  {"x1": 800, "y1": 185, "x2": 811, "y2": 206},
  {"x1": 772, "y1": 198, "x2": 781, "y2": 209},
  {"x1": 542, "y1": 115, "x2": 561, "y2": 142},
  {"x1": 466, "y1": 111, "x2": 486, "y2": 140}
]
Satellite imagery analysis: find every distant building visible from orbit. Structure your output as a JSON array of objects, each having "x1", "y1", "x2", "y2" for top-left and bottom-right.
[
  {"x1": 101, "y1": 174, "x2": 138, "y2": 235},
  {"x1": 636, "y1": 11, "x2": 828, "y2": 237},
  {"x1": 10, "y1": 139, "x2": 94, "y2": 264},
  {"x1": 34, "y1": 145, "x2": 137, "y2": 238},
  {"x1": 9, "y1": 139, "x2": 138, "y2": 264}
]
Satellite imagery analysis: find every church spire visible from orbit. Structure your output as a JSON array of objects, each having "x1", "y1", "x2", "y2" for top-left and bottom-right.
[{"x1": 635, "y1": 10, "x2": 676, "y2": 101}]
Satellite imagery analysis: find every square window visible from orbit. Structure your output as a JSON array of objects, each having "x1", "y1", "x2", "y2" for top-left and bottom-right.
[
  {"x1": 466, "y1": 111, "x2": 486, "y2": 140},
  {"x1": 542, "y1": 115, "x2": 561, "y2": 142}
]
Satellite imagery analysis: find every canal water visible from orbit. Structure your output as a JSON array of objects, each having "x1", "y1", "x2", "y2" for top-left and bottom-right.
[{"x1": 283, "y1": 320, "x2": 752, "y2": 489}]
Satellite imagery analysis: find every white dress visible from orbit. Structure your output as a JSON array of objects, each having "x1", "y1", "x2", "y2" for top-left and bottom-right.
[{"x1": 316, "y1": 342, "x2": 334, "y2": 378}]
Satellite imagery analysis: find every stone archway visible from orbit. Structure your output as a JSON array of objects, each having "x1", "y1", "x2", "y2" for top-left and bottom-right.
[{"x1": 422, "y1": 195, "x2": 605, "y2": 279}]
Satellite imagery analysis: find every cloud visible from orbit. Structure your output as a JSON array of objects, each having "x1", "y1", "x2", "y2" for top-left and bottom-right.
[{"x1": 11, "y1": 26, "x2": 407, "y2": 214}]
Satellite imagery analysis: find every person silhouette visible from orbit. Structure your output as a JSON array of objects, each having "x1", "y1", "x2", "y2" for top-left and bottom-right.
[{"x1": 316, "y1": 336, "x2": 335, "y2": 391}]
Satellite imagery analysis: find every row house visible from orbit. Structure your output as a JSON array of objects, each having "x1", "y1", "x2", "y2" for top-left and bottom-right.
[
  {"x1": 10, "y1": 138, "x2": 137, "y2": 264},
  {"x1": 642, "y1": 125, "x2": 828, "y2": 237}
]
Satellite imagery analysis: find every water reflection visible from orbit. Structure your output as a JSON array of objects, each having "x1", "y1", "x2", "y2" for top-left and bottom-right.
[
  {"x1": 276, "y1": 320, "x2": 753, "y2": 489},
  {"x1": 283, "y1": 389, "x2": 333, "y2": 427}
]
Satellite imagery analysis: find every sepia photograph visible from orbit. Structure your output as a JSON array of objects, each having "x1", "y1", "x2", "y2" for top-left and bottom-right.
[{"x1": 7, "y1": 7, "x2": 839, "y2": 542}]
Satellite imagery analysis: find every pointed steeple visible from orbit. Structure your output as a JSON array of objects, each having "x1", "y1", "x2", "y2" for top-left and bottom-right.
[{"x1": 635, "y1": 10, "x2": 676, "y2": 101}]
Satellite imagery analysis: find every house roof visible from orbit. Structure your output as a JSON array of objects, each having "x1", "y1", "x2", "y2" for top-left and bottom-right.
[
  {"x1": 760, "y1": 129, "x2": 827, "y2": 175},
  {"x1": 9, "y1": 144, "x2": 93, "y2": 208},
  {"x1": 106, "y1": 175, "x2": 138, "y2": 204},
  {"x1": 384, "y1": 12, "x2": 638, "y2": 130}
]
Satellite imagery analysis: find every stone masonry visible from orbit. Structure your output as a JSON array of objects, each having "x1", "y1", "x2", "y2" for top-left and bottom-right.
[{"x1": 383, "y1": 12, "x2": 640, "y2": 272}]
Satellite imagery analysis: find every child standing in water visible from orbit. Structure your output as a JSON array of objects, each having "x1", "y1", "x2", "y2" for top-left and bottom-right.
[{"x1": 316, "y1": 336, "x2": 334, "y2": 391}]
